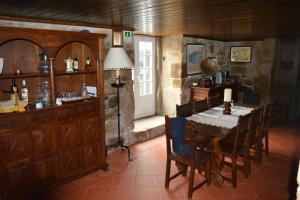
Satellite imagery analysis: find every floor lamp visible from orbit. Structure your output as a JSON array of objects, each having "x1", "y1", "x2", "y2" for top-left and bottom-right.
[{"x1": 104, "y1": 47, "x2": 133, "y2": 161}]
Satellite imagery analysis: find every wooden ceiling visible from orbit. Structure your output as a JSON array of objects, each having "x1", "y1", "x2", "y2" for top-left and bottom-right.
[{"x1": 0, "y1": 0, "x2": 300, "y2": 40}]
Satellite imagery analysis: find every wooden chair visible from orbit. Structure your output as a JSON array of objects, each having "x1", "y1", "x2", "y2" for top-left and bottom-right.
[
  {"x1": 176, "y1": 102, "x2": 193, "y2": 117},
  {"x1": 219, "y1": 112, "x2": 253, "y2": 188},
  {"x1": 250, "y1": 106, "x2": 264, "y2": 165},
  {"x1": 262, "y1": 100, "x2": 273, "y2": 156},
  {"x1": 193, "y1": 99, "x2": 209, "y2": 114},
  {"x1": 208, "y1": 95, "x2": 223, "y2": 108},
  {"x1": 165, "y1": 115, "x2": 211, "y2": 199}
]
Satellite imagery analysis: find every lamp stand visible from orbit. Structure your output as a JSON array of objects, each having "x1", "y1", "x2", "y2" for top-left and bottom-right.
[{"x1": 106, "y1": 82, "x2": 131, "y2": 161}]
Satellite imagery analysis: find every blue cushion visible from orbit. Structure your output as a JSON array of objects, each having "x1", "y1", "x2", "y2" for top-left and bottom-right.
[
  {"x1": 170, "y1": 117, "x2": 191, "y2": 156},
  {"x1": 243, "y1": 94, "x2": 261, "y2": 105},
  {"x1": 170, "y1": 117, "x2": 206, "y2": 164}
]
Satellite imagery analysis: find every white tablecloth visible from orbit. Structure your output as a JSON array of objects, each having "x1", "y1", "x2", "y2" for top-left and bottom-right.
[{"x1": 186, "y1": 105, "x2": 253, "y2": 129}]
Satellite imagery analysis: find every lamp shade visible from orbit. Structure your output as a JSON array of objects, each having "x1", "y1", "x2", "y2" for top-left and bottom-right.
[{"x1": 104, "y1": 47, "x2": 133, "y2": 70}]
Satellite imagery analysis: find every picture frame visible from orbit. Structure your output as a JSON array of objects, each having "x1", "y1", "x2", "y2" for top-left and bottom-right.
[
  {"x1": 112, "y1": 30, "x2": 123, "y2": 47},
  {"x1": 230, "y1": 46, "x2": 251, "y2": 63},
  {"x1": 185, "y1": 44, "x2": 206, "y2": 76}
]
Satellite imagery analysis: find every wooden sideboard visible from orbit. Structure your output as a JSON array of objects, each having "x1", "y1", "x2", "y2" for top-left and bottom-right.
[
  {"x1": 0, "y1": 27, "x2": 107, "y2": 199},
  {"x1": 190, "y1": 87, "x2": 222, "y2": 101},
  {"x1": 190, "y1": 83, "x2": 238, "y2": 102}
]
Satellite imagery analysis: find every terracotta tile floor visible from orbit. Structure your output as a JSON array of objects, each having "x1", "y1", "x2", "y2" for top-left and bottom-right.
[{"x1": 42, "y1": 124, "x2": 300, "y2": 200}]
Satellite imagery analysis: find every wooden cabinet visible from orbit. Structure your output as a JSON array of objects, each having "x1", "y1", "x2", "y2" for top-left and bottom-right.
[
  {"x1": 190, "y1": 87, "x2": 222, "y2": 101},
  {"x1": 34, "y1": 155, "x2": 57, "y2": 185},
  {"x1": 1, "y1": 129, "x2": 31, "y2": 164},
  {"x1": 0, "y1": 27, "x2": 107, "y2": 199},
  {"x1": 6, "y1": 160, "x2": 33, "y2": 193},
  {"x1": 60, "y1": 120, "x2": 81, "y2": 150},
  {"x1": 190, "y1": 84, "x2": 238, "y2": 102},
  {"x1": 31, "y1": 124, "x2": 56, "y2": 156}
]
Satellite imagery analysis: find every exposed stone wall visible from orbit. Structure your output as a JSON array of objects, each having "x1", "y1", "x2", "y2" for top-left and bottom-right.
[
  {"x1": 0, "y1": 20, "x2": 135, "y2": 146},
  {"x1": 181, "y1": 37, "x2": 227, "y2": 103},
  {"x1": 226, "y1": 39, "x2": 276, "y2": 98},
  {"x1": 158, "y1": 36, "x2": 276, "y2": 114},
  {"x1": 159, "y1": 36, "x2": 183, "y2": 116}
]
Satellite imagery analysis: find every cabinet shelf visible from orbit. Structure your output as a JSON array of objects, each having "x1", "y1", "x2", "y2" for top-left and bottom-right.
[
  {"x1": 0, "y1": 71, "x2": 97, "y2": 79},
  {"x1": 0, "y1": 72, "x2": 49, "y2": 79},
  {"x1": 55, "y1": 70, "x2": 97, "y2": 76}
]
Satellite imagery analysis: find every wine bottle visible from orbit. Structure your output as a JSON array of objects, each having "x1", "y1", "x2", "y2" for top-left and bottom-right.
[
  {"x1": 21, "y1": 80, "x2": 29, "y2": 102},
  {"x1": 10, "y1": 79, "x2": 19, "y2": 105},
  {"x1": 73, "y1": 56, "x2": 79, "y2": 72},
  {"x1": 85, "y1": 57, "x2": 91, "y2": 71}
]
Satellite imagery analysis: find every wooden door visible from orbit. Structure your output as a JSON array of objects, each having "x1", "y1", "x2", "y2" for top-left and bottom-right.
[
  {"x1": 82, "y1": 142, "x2": 100, "y2": 168},
  {"x1": 61, "y1": 148, "x2": 82, "y2": 178},
  {"x1": 31, "y1": 123, "x2": 56, "y2": 156},
  {"x1": 6, "y1": 159, "x2": 33, "y2": 193},
  {"x1": 1, "y1": 129, "x2": 31, "y2": 164},
  {"x1": 59, "y1": 120, "x2": 81, "y2": 150},
  {"x1": 273, "y1": 39, "x2": 300, "y2": 120},
  {"x1": 81, "y1": 113, "x2": 99, "y2": 144},
  {"x1": 34, "y1": 155, "x2": 56, "y2": 185}
]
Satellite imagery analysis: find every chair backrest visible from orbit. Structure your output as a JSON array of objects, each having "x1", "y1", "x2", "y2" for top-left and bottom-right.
[
  {"x1": 176, "y1": 102, "x2": 193, "y2": 117},
  {"x1": 193, "y1": 99, "x2": 209, "y2": 113},
  {"x1": 232, "y1": 112, "x2": 253, "y2": 155},
  {"x1": 208, "y1": 95, "x2": 223, "y2": 108},
  {"x1": 165, "y1": 115, "x2": 196, "y2": 162},
  {"x1": 251, "y1": 106, "x2": 264, "y2": 140},
  {"x1": 263, "y1": 100, "x2": 273, "y2": 130}
]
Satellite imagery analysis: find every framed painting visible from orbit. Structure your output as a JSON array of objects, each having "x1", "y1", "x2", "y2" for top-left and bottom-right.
[
  {"x1": 230, "y1": 46, "x2": 251, "y2": 63},
  {"x1": 185, "y1": 44, "x2": 205, "y2": 76}
]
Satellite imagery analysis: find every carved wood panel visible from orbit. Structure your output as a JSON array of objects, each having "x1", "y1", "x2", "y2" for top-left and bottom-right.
[
  {"x1": 31, "y1": 123, "x2": 56, "y2": 156},
  {"x1": 61, "y1": 149, "x2": 82, "y2": 178},
  {"x1": 1, "y1": 130, "x2": 31, "y2": 163},
  {"x1": 7, "y1": 160, "x2": 33, "y2": 193},
  {"x1": 34, "y1": 155, "x2": 56, "y2": 184},
  {"x1": 83, "y1": 143, "x2": 99, "y2": 168},
  {"x1": 81, "y1": 114, "x2": 99, "y2": 144},
  {"x1": 60, "y1": 120, "x2": 80, "y2": 150}
]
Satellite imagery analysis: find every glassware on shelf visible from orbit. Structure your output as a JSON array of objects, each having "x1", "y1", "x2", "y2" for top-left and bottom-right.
[
  {"x1": 41, "y1": 81, "x2": 51, "y2": 106},
  {"x1": 36, "y1": 85, "x2": 43, "y2": 109},
  {"x1": 39, "y1": 52, "x2": 50, "y2": 74},
  {"x1": 81, "y1": 82, "x2": 88, "y2": 97}
]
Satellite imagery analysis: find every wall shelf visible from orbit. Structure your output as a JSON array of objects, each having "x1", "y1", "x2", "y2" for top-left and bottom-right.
[
  {"x1": 55, "y1": 70, "x2": 97, "y2": 76},
  {"x1": 0, "y1": 72, "x2": 49, "y2": 79}
]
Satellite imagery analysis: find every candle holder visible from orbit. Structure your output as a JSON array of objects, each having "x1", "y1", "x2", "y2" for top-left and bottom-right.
[{"x1": 223, "y1": 101, "x2": 231, "y2": 115}]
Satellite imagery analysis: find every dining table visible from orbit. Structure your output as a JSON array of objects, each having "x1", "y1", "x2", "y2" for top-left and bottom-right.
[{"x1": 186, "y1": 103, "x2": 256, "y2": 186}]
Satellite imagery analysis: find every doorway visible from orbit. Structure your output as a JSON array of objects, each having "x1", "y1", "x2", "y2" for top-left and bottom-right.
[{"x1": 133, "y1": 36, "x2": 156, "y2": 119}]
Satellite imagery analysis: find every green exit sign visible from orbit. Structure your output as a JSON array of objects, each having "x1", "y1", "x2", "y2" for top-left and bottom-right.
[{"x1": 124, "y1": 31, "x2": 134, "y2": 37}]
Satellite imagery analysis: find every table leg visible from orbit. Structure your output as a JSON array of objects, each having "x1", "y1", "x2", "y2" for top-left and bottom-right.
[{"x1": 211, "y1": 137, "x2": 224, "y2": 186}]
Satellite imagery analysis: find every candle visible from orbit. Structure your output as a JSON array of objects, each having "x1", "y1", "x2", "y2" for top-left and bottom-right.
[
  {"x1": 116, "y1": 69, "x2": 120, "y2": 84},
  {"x1": 115, "y1": 69, "x2": 120, "y2": 78},
  {"x1": 224, "y1": 88, "x2": 232, "y2": 102}
]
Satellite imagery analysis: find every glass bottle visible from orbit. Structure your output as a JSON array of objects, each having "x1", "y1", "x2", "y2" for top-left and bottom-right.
[
  {"x1": 73, "y1": 56, "x2": 79, "y2": 72},
  {"x1": 10, "y1": 79, "x2": 19, "y2": 105},
  {"x1": 85, "y1": 57, "x2": 91, "y2": 71},
  {"x1": 21, "y1": 80, "x2": 29, "y2": 102},
  {"x1": 81, "y1": 82, "x2": 88, "y2": 97}
]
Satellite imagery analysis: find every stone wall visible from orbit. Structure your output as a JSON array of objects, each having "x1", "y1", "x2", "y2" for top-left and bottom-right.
[
  {"x1": 226, "y1": 39, "x2": 276, "y2": 98},
  {"x1": 159, "y1": 36, "x2": 183, "y2": 116},
  {"x1": 158, "y1": 36, "x2": 276, "y2": 114},
  {"x1": 181, "y1": 37, "x2": 227, "y2": 103},
  {"x1": 0, "y1": 20, "x2": 135, "y2": 146}
]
